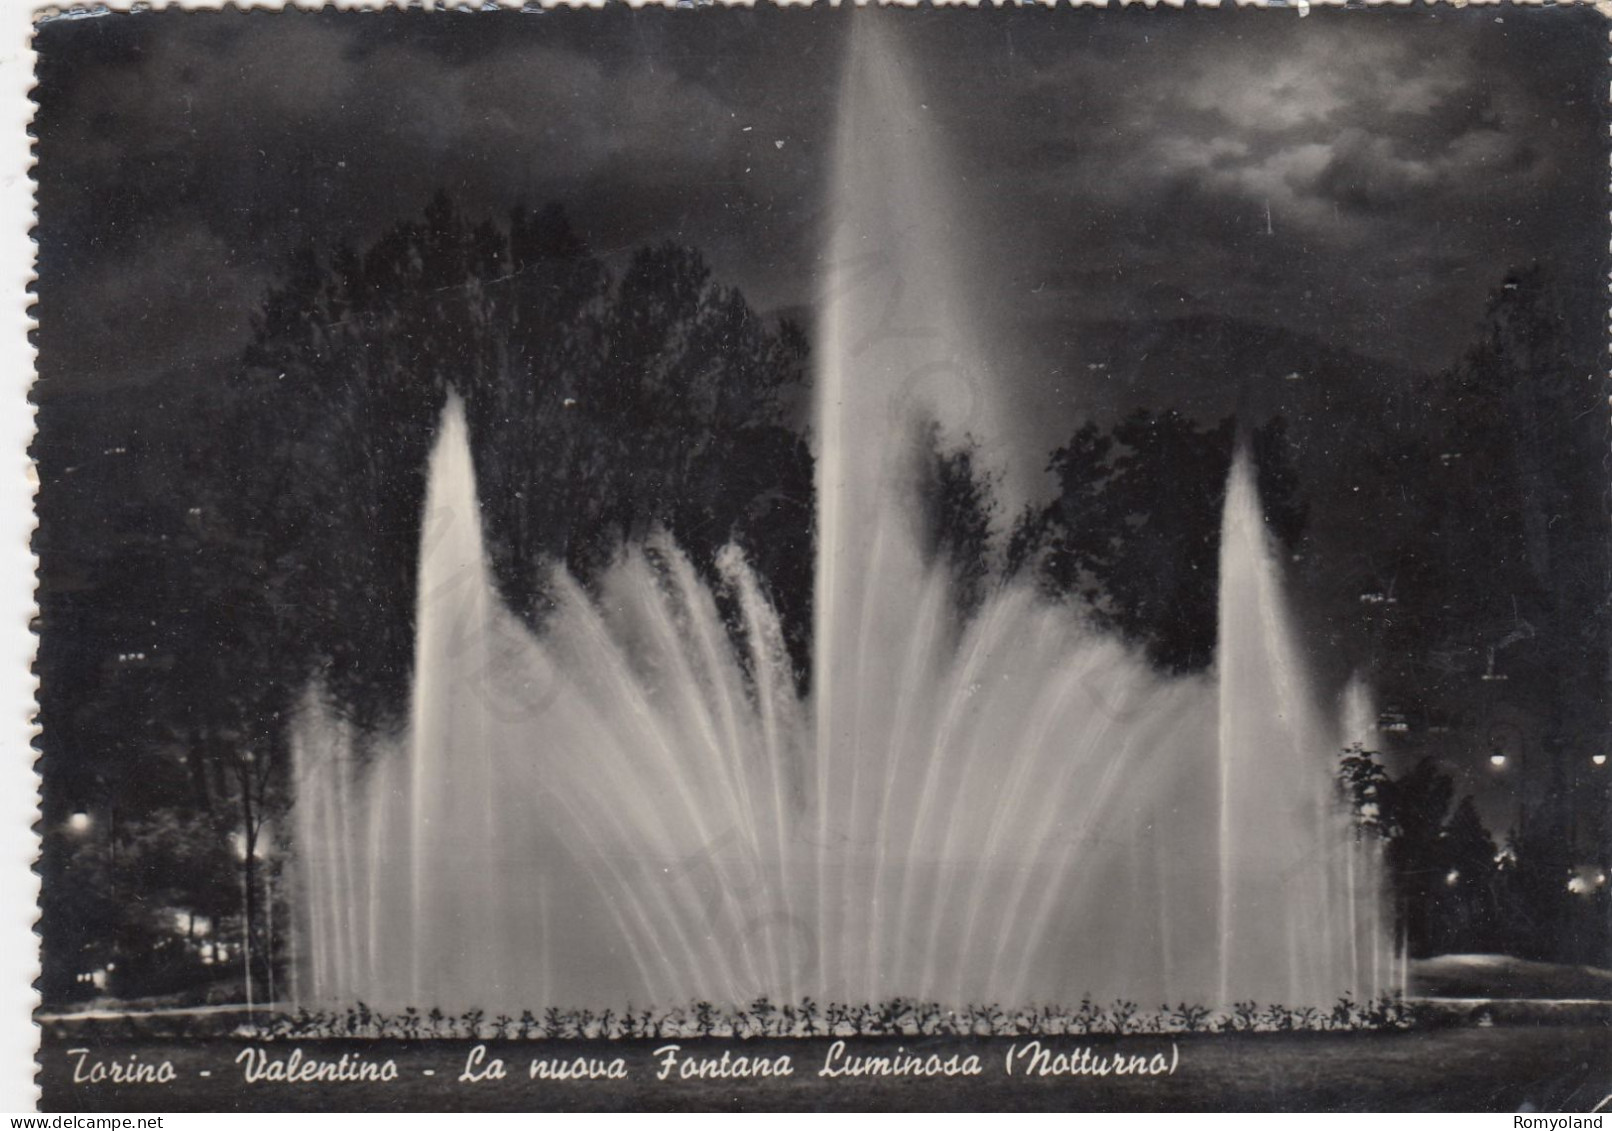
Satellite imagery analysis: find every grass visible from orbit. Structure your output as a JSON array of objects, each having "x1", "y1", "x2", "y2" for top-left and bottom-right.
[{"x1": 37, "y1": 1026, "x2": 1612, "y2": 1112}]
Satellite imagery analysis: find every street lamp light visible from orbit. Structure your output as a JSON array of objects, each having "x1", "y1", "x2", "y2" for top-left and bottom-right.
[{"x1": 66, "y1": 811, "x2": 91, "y2": 835}]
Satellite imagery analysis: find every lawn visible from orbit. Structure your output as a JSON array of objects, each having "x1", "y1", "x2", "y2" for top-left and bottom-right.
[{"x1": 36, "y1": 1026, "x2": 1612, "y2": 1112}]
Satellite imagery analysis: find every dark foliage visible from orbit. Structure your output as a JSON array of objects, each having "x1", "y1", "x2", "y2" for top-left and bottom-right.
[
  {"x1": 33, "y1": 229, "x2": 1609, "y2": 1003},
  {"x1": 1338, "y1": 746, "x2": 1590, "y2": 960},
  {"x1": 35, "y1": 193, "x2": 815, "y2": 1003},
  {"x1": 915, "y1": 423, "x2": 998, "y2": 620},
  {"x1": 1014, "y1": 412, "x2": 1305, "y2": 672},
  {"x1": 224, "y1": 192, "x2": 818, "y2": 731}
]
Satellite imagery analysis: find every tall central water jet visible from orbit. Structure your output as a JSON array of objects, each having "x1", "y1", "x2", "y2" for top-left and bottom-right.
[
  {"x1": 813, "y1": 16, "x2": 1008, "y2": 1007},
  {"x1": 291, "y1": 19, "x2": 1391, "y2": 1015}
]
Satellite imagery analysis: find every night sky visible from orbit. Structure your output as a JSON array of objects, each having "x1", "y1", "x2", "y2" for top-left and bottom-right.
[
  {"x1": 30, "y1": 5, "x2": 1610, "y2": 838},
  {"x1": 34, "y1": 7, "x2": 1605, "y2": 411}
]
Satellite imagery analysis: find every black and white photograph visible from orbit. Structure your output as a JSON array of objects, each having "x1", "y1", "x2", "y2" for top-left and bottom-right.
[{"x1": 27, "y1": 3, "x2": 1612, "y2": 1111}]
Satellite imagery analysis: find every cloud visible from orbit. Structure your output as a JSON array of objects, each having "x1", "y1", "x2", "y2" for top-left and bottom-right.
[
  {"x1": 990, "y1": 17, "x2": 1556, "y2": 257},
  {"x1": 30, "y1": 6, "x2": 1604, "y2": 411},
  {"x1": 33, "y1": 10, "x2": 840, "y2": 393},
  {"x1": 1182, "y1": 50, "x2": 1349, "y2": 134},
  {"x1": 946, "y1": 8, "x2": 1600, "y2": 390}
]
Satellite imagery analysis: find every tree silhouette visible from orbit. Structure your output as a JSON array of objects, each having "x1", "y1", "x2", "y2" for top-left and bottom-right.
[
  {"x1": 1339, "y1": 748, "x2": 1520, "y2": 957},
  {"x1": 1435, "y1": 796, "x2": 1503, "y2": 954},
  {"x1": 233, "y1": 192, "x2": 815, "y2": 726},
  {"x1": 1359, "y1": 268, "x2": 1607, "y2": 962},
  {"x1": 916, "y1": 423, "x2": 998, "y2": 621},
  {"x1": 1016, "y1": 411, "x2": 1304, "y2": 672},
  {"x1": 37, "y1": 192, "x2": 817, "y2": 1003}
]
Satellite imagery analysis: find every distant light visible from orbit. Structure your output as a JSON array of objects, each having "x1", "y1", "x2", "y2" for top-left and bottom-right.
[
  {"x1": 1594, "y1": 754, "x2": 1607, "y2": 767},
  {"x1": 66, "y1": 811, "x2": 91, "y2": 834},
  {"x1": 1490, "y1": 754, "x2": 1507, "y2": 768},
  {"x1": 1445, "y1": 869, "x2": 1460, "y2": 886}
]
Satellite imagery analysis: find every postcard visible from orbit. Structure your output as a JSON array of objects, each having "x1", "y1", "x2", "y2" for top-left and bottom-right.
[{"x1": 27, "y1": 2, "x2": 1612, "y2": 1111}]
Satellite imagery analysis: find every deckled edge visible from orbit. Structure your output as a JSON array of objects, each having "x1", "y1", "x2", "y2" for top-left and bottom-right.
[
  {"x1": 5, "y1": 0, "x2": 38, "y2": 1113},
  {"x1": 9, "y1": 0, "x2": 1612, "y2": 1115},
  {"x1": 22, "y1": 0, "x2": 1612, "y2": 15},
  {"x1": 1604, "y1": 29, "x2": 1612, "y2": 957}
]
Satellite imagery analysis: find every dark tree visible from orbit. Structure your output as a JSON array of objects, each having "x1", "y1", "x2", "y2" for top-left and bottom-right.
[
  {"x1": 915, "y1": 423, "x2": 998, "y2": 620},
  {"x1": 1337, "y1": 742, "x2": 1392, "y2": 839},
  {"x1": 1434, "y1": 795, "x2": 1503, "y2": 954},
  {"x1": 1357, "y1": 268, "x2": 1609, "y2": 964},
  {"x1": 236, "y1": 194, "x2": 815, "y2": 725},
  {"x1": 1339, "y1": 748, "x2": 1516, "y2": 957},
  {"x1": 36, "y1": 193, "x2": 818, "y2": 1004},
  {"x1": 1018, "y1": 411, "x2": 1305, "y2": 672},
  {"x1": 1378, "y1": 757, "x2": 1455, "y2": 955}
]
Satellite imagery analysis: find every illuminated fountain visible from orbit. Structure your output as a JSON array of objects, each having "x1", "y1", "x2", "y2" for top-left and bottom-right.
[{"x1": 291, "y1": 20, "x2": 1391, "y2": 1014}]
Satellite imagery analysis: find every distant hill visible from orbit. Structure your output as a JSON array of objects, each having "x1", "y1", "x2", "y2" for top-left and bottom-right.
[
  {"x1": 1065, "y1": 312, "x2": 1433, "y2": 536},
  {"x1": 1063, "y1": 312, "x2": 1426, "y2": 438}
]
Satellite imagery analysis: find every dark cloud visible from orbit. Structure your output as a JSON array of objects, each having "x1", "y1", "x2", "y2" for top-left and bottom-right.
[
  {"x1": 31, "y1": 4, "x2": 1606, "y2": 418},
  {"x1": 34, "y1": 8, "x2": 851, "y2": 395},
  {"x1": 934, "y1": 8, "x2": 1602, "y2": 385}
]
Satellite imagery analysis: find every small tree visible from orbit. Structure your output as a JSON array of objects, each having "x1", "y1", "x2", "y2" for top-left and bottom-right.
[{"x1": 916, "y1": 424, "x2": 999, "y2": 620}]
